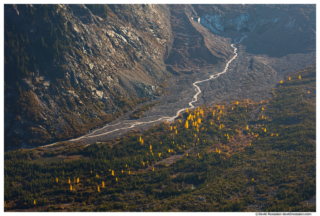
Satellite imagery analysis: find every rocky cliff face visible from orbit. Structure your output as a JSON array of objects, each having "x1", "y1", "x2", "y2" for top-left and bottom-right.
[{"x1": 5, "y1": 4, "x2": 234, "y2": 150}]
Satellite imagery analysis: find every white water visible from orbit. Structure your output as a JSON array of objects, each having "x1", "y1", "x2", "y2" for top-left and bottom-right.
[{"x1": 43, "y1": 33, "x2": 247, "y2": 147}]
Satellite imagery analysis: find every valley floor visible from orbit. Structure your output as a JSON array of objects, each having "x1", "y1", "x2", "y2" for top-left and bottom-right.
[{"x1": 4, "y1": 63, "x2": 316, "y2": 212}]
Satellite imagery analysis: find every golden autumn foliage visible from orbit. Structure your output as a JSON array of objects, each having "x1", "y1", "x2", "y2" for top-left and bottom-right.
[{"x1": 102, "y1": 181, "x2": 105, "y2": 188}]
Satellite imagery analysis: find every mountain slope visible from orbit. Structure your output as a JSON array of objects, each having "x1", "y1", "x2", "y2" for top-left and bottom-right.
[{"x1": 4, "y1": 4, "x2": 234, "y2": 150}]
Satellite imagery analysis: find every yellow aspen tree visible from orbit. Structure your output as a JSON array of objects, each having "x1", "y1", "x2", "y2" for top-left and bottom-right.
[
  {"x1": 141, "y1": 139, "x2": 144, "y2": 145},
  {"x1": 153, "y1": 124, "x2": 155, "y2": 127},
  {"x1": 289, "y1": 77, "x2": 291, "y2": 80},
  {"x1": 55, "y1": 178, "x2": 58, "y2": 184},
  {"x1": 308, "y1": 91, "x2": 310, "y2": 94},
  {"x1": 116, "y1": 177, "x2": 118, "y2": 182},
  {"x1": 112, "y1": 170, "x2": 114, "y2": 176},
  {"x1": 217, "y1": 117, "x2": 219, "y2": 120},
  {"x1": 142, "y1": 162, "x2": 145, "y2": 166},
  {"x1": 211, "y1": 121, "x2": 213, "y2": 125},
  {"x1": 168, "y1": 149, "x2": 170, "y2": 153},
  {"x1": 68, "y1": 178, "x2": 71, "y2": 184},
  {"x1": 246, "y1": 125, "x2": 249, "y2": 130},
  {"x1": 236, "y1": 101, "x2": 239, "y2": 105},
  {"x1": 150, "y1": 145, "x2": 152, "y2": 150},
  {"x1": 271, "y1": 133, "x2": 273, "y2": 136},
  {"x1": 139, "y1": 137, "x2": 142, "y2": 142},
  {"x1": 77, "y1": 177, "x2": 79, "y2": 184},
  {"x1": 262, "y1": 107, "x2": 264, "y2": 110},
  {"x1": 173, "y1": 141, "x2": 174, "y2": 144},
  {"x1": 152, "y1": 167, "x2": 155, "y2": 171},
  {"x1": 175, "y1": 130, "x2": 178, "y2": 134},
  {"x1": 128, "y1": 171, "x2": 130, "y2": 175},
  {"x1": 232, "y1": 107, "x2": 234, "y2": 110},
  {"x1": 280, "y1": 80, "x2": 283, "y2": 83},
  {"x1": 186, "y1": 153, "x2": 188, "y2": 156},
  {"x1": 249, "y1": 143, "x2": 251, "y2": 146},
  {"x1": 216, "y1": 148, "x2": 218, "y2": 152},
  {"x1": 186, "y1": 108, "x2": 189, "y2": 113},
  {"x1": 158, "y1": 153, "x2": 161, "y2": 157},
  {"x1": 160, "y1": 141, "x2": 162, "y2": 144},
  {"x1": 276, "y1": 134, "x2": 278, "y2": 136},
  {"x1": 219, "y1": 124, "x2": 222, "y2": 130},
  {"x1": 70, "y1": 185, "x2": 72, "y2": 191},
  {"x1": 179, "y1": 119, "x2": 181, "y2": 123},
  {"x1": 97, "y1": 185, "x2": 100, "y2": 192},
  {"x1": 262, "y1": 115, "x2": 264, "y2": 119},
  {"x1": 264, "y1": 128, "x2": 267, "y2": 132},
  {"x1": 126, "y1": 164, "x2": 128, "y2": 168},
  {"x1": 121, "y1": 170, "x2": 124, "y2": 174},
  {"x1": 185, "y1": 120, "x2": 189, "y2": 129},
  {"x1": 299, "y1": 75, "x2": 301, "y2": 79},
  {"x1": 34, "y1": 200, "x2": 36, "y2": 205},
  {"x1": 96, "y1": 173, "x2": 99, "y2": 178},
  {"x1": 213, "y1": 110, "x2": 215, "y2": 116},
  {"x1": 170, "y1": 126, "x2": 172, "y2": 131},
  {"x1": 220, "y1": 110, "x2": 222, "y2": 114},
  {"x1": 252, "y1": 178, "x2": 254, "y2": 181},
  {"x1": 102, "y1": 181, "x2": 105, "y2": 188},
  {"x1": 174, "y1": 126, "x2": 176, "y2": 130},
  {"x1": 197, "y1": 118, "x2": 201, "y2": 124},
  {"x1": 218, "y1": 149, "x2": 221, "y2": 154}
]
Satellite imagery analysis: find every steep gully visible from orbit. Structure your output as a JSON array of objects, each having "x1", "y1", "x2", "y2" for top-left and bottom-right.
[{"x1": 43, "y1": 34, "x2": 247, "y2": 147}]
